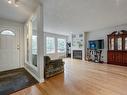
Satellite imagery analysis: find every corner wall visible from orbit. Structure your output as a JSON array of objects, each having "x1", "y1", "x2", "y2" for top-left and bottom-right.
[{"x1": 24, "y1": 5, "x2": 44, "y2": 83}]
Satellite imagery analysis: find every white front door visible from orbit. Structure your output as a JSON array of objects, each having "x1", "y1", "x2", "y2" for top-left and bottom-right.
[{"x1": 0, "y1": 27, "x2": 20, "y2": 71}]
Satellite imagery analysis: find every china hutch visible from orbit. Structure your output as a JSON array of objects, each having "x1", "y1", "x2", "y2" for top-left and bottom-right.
[{"x1": 107, "y1": 30, "x2": 127, "y2": 66}]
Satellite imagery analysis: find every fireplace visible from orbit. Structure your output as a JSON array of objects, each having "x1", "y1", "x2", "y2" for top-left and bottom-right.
[{"x1": 73, "y1": 50, "x2": 82, "y2": 60}]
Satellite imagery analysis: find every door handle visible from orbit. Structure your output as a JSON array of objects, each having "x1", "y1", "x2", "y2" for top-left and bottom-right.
[{"x1": 17, "y1": 44, "x2": 20, "y2": 50}]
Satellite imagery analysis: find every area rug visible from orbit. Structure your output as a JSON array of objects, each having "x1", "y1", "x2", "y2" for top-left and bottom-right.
[{"x1": 0, "y1": 68, "x2": 38, "y2": 95}]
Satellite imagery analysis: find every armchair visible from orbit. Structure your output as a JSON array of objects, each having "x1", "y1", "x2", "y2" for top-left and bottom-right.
[{"x1": 44, "y1": 56, "x2": 64, "y2": 78}]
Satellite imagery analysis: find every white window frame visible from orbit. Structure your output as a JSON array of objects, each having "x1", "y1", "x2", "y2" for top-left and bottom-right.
[
  {"x1": 57, "y1": 38, "x2": 66, "y2": 53},
  {"x1": 46, "y1": 37, "x2": 55, "y2": 54}
]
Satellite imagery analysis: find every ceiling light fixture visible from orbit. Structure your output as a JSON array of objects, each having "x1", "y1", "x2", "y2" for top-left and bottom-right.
[
  {"x1": 14, "y1": 0, "x2": 20, "y2": 7},
  {"x1": 15, "y1": 4, "x2": 19, "y2": 7},
  {"x1": 7, "y1": 0, "x2": 20, "y2": 7},
  {"x1": 8, "y1": 0, "x2": 12, "y2": 4}
]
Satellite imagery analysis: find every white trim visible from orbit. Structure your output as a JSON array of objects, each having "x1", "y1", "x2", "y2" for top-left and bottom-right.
[
  {"x1": 39, "y1": 78, "x2": 45, "y2": 83},
  {"x1": 25, "y1": 62, "x2": 38, "y2": 71},
  {"x1": 24, "y1": 67, "x2": 40, "y2": 82}
]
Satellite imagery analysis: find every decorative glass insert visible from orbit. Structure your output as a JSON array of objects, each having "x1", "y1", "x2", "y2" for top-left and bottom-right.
[
  {"x1": 32, "y1": 35, "x2": 37, "y2": 54},
  {"x1": 26, "y1": 30, "x2": 29, "y2": 62},
  {"x1": 117, "y1": 38, "x2": 122, "y2": 50},
  {"x1": 32, "y1": 16, "x2": 38, "y2": 67},
  {"x1": 111, "y1": 38, "x2": 114, "y2": 50},
  {"x1": 57, "y1": 38, "x2": 66, "y2": 53},
  {"x1": 46, "y1": 37, "x2": 55, "y2": 54},
  {"x1": 125, "y1": 37, "x2": 127, "y2": 50},
  {"x1": 1, "y1": 30, "x2": 15, "y2": 36}
]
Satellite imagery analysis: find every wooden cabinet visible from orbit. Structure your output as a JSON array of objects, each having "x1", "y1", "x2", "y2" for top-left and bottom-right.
[
  {"x1": 122, "y1": 51, "x2": 127, "y2": 66},
  {"x1": 108, "y1": 51, "x2": 115, "y2": 64},
  {"x1": 107, "y1": 30, "x2": 127, "y2": 66}
]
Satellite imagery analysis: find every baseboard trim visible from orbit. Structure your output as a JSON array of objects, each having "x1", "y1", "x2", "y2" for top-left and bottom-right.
[
  {"x1": 39, "y1": 78, "x2": 45, "y2": 83},
  {"x1": 24, "y1": 67, "x2": 45, "y2": 83},
  {"x1": 24, "y1": 67, "x2": 40, "y2": 82}
]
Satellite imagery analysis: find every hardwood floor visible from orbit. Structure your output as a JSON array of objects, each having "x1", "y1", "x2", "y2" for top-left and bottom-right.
[{"x1": 11, "y1": 58, "x2": 127, "y2": 95}]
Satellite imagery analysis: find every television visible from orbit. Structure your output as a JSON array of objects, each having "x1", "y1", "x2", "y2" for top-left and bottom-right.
[{"x1": 89, "y1": 39, "x2": 104, "y2": 49}]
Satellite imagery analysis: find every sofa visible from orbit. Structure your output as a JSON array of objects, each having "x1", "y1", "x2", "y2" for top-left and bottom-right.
[{"x1": 44, "y1": 56, "x2": 64, "y2": 78}]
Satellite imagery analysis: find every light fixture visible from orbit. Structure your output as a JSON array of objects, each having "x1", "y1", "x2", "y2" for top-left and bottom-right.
[
  {"x1": 8, "y1": 0, "x2": 12, "y2": 4},
  {"x1": 14, "y1": 0, "x2": 20, "y2": 7},
  {"x1": 15, "y1": 4, "x2": 19, "y2": 7},
  {"x1": 7, "y1": 0, "x2": 20, "y2": 7}
]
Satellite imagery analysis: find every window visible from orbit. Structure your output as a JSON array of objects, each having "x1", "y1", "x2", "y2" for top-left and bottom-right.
[
  {"x1": 1, "y1": 30, "x2": 15, "y2": 36},
  {"x1": 57, "y1": 38, "x2": 66, "y2": 53},
  {"x1": 46, "y1": 37, "x2": 55, "y2": 54}
]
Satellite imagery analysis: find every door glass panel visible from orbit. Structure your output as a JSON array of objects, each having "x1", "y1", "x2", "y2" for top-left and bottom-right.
[
  {"x1": 125, "y1": 37, "x2": 127, "y2": 50},
  {"x1": 32, "y1": 17, "x2": 37, "y2": 67},
  {"x1": 117, "y1": 38, "x2": 122, "y2": 50},
  {"x1": 1, "y1": 30, "x2": 15, "y2": 36}
]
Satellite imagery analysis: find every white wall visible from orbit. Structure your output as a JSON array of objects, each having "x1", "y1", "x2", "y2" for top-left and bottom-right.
[
  {"x1": 0, "y1": 18, "x2": 24, "y2": 67},
  {"x1": 86, "y1": 24, "x2": 127, "y2": 62},
  {"x1": 44, "y1": 32, "x2": 67, "y2": 60}
]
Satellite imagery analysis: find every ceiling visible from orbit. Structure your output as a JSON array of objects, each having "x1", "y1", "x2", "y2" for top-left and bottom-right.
[
  {"x1": 0, "y1": 0, "x2": 39, "y2": 23},
  {"x1": 42, "y1": 0, "x2": 127, "y2": 35},
  {"x1": 1, "y1": 0, "x2": 127, "y2": 35}
]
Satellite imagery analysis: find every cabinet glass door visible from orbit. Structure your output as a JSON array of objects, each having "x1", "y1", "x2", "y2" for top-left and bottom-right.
[
  {"x1": 111, "y1": 38, "x2": 114, "y2": 50},
  {"x1": 125, "y1": 37, "x2": 127, "y2": 50},
  {"x1": 117, "y1": 37, "x2": 122, "y2": 50},
  {"x1": 109, "y1": 38, "x2": 114, "y2": 50},
  {"x1": 109, "y1": 39, "x2": 111, "y2": 50}
]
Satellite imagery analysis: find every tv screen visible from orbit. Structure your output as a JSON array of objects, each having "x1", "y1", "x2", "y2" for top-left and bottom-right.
[
  {"x1": 89, "y1": 41, "x2": 96, "y2": 49},
  {"x1": 89, "y1": 39, "x2": 104, "y2": 49}
]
